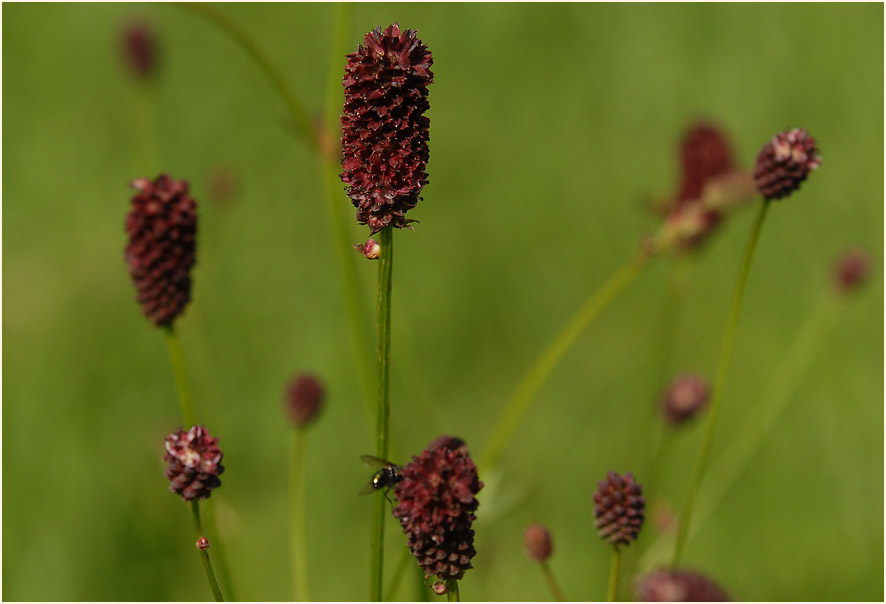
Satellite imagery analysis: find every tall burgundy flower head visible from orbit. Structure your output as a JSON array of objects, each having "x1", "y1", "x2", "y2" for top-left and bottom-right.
[
  {"x1": 593, "y1": 471, "x2": 645, "y2": 549},
  {"x1": 121, "y1": 21, "x2": 157, "y2": 78},
  {"x1": 125, "y1": 174, "x2": 197, "y2": 326},
  {"x1": 676, "y1": 122, "x2": 735, "y2": 206},
  {"x1": 636, "y1": 569, "x2": 731, "y2": 602},
  {"x1": 341, "y1": 23, "x2": 433, "y2": 233},
  {"x1": 661, "y1": 373, "x2": 710, "y2": 425},
  {"x1": 284, "y1": 373, "x2": 325, "y2": 428},
  {"x1": 834, "y1": 248, "x2": 870, "y2": 295},
  {"x1": 164, "y1": 425, "x2": 224, "y2": 502},
  {"x1": 524, "y1": 524, "x2": 554, "y2": 563},
  {"x1": 753, "y1": 128, "x2": 821, "y2": 200},
  {"x1": 393, "y1": 437, "x2": 483, "y2": 581}
]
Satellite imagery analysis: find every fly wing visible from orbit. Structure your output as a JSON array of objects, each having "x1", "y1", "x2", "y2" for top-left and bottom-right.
[
  {"x1": 360, "y1": 454, "x2": 390, "y2": 469},
  {"x1": 358, "y1": 482, "x2": 376, "y2": 496}
]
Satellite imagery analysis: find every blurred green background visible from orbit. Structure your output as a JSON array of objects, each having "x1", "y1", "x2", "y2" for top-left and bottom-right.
[{"x1": 3, "y1": 3, "x2": 883, "y2": 601}]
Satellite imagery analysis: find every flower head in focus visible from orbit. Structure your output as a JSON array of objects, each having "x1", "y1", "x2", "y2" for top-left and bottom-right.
[
  {"x1": 164, "y1": 425, "x2": 224, "y2": 502},
  {"x1": 753, "y1": 128, "x2": 821, "y2": 200},
  {"x1": 593, "y1": 471, "x2": 645, "y2": 549}
]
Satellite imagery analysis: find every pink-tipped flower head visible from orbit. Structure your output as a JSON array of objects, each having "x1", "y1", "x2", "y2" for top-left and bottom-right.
[
  {"x1": 636, "y1": 569, "x2": 731, "y2": 601},
  {"x1": 593, "y1": 471, "x2": 645, "y2": 549},
  {"x1": 753, "y1": 128, "x2": 821, "y2": 200},
  {"x1": 284, "y1": 373, "x2": 325, "y2": 428},
  {"x1": 121, "y1": 20, "x2": 157, "y2": 78},
  {"x1": 661, "y1": 374, "x2": 710, "y2": 425},
  {"x1": 163, "y1": 426, "x2": 224, "y2": 502},
  {"x1": 834, "y1": 248, "x2": 870, "y2": 295},
  {"x1": 523, "y1": 524, "x2": 554, "y2": 563},
  {"x1": 341, "y1": 23, "x2": 433, "y2": 233},
  {"x1": 125, "y1": 174, "x2": 197, "y2": 326},
  {"x1": 393, "y1": 437, "x2": 483, "y2": 581}
]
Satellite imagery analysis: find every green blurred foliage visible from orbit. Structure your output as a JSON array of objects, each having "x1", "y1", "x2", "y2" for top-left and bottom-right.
[{"x1": 3, "y1": 3, "x2": 882, "y2": 601}]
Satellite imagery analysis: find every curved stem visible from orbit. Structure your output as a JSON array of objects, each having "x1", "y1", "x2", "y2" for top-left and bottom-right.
[
  {"x1": 478, "y1": 251, "x2": 650, "y2": 472},
  {"x1": 370, "y1": 227, "x2": 394, "y2": 601},
  {"x1": 163, "y1": 324, "x2": 196, "y2": 428},
  {"x1": 446, "y1": 578, "x2": 460, "y2": 602},
  {"x1": 290, "y1": 431, "x2": 309, "y2": 600},
  {"x1": 672, "y1": 199, "x2": 771, "y2": 565},
  {"x1": 173, "y1": 2, "x2": 317, "y2": 150},
  {"x1": 606, "y1": 548, "x2": 621, "y2": 602},
  {"x1": 192, "y1": 501, "x2": 225, "y2": 601},
  {"x1": 541, "y1": 562, "x2": 566, "y2": 601}
]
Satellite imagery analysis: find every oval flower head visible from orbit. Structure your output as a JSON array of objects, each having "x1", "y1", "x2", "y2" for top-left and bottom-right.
[
  {"x1": 753, "y1": 128, "x2": 821, "y2": 200},
  {"x1": 340, "y1": 23, "x2": 433, "y2": 233},
  {"x1": 392, "y1": 437, "x2": 483, "y2": 581},
  {"x1": 593, "y1": 471, "x2": 645, "y2": 549},
  {"x1": 163, "y1": 425, "x2": 224, "y2": 502}
]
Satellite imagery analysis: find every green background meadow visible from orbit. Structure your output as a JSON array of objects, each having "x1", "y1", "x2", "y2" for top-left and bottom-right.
[{"x1": 3, "y1": 3, "x2": 883, "y2": 601}]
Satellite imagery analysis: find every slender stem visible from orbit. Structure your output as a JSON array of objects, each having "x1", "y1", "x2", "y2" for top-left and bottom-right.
[
  {"x1": 541, "y1": 562, "x2": 566, "y2": 601},
  {"x1": 606, "y1": 548, "x2": 621, "y2": 602},
  {"x1": 672, "y1": 199, "x2": 772, "y2": 565},
  {"x1": 478, "y1": 251, "x2": 650, "y2": 472},
  {"x1": 370, "y1": 227, "x2": 394, "y2": 601},
  {"x1": 201, "y1": 499, "x2": 237, "y2": 601},
  {"x1": 173, "y1": 2, "x2": 317, "y2": 150},
  {"x1": 290, "y1": 431, "x2": 309, "y2": 601},
  {"x1": 191, "y1": 501, "x2": 225, "y2": 601},
  {"x1": 446, "y1": 579, "x2": 460, "y2": 602},
  {"x1": 384, "y1": 546, "x2": 413, "y2": 601},
  {"x1": 163, "y1": 325, "x2": 196, "y2": 428}
]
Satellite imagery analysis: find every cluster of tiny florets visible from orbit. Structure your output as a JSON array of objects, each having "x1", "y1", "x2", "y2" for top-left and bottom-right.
[
  {"x1": 636, "y1": 568, "x2": 731, "y2": 601},
  {"x1": 163, "y1": 425, "x2": 224, "y2": 502},
  {"x1": 593, "y1": 471, "x2": 645, "y2": 548},
  {"x1": 284, "y1": 373, "x2": 325, "y2": 428},
  {"x1": 753, "y1": 128, "x2": 821, "y2": 200},
  {"x1": 523, "y1": 524, "x2": 554, "y2": 563},
  {"x1": 393, "y1": 437, "x2": 482, "y2": 581},
  {"x1": 125, "y1": 174, "x2": 197, "y2": 326},
  {"x1": 341, "y1": 23, "x2": 433, "y2": 233}
]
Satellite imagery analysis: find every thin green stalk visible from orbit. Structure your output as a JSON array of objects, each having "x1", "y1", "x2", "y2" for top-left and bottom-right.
[
  {"x1": 163, "y1": 325, "x2": 196, "y2": 428},
  {"x1": 192, "y1": 501, "x2": 225, "y2": 601},
  {"x1": 479, "y1": 251, "x2": 650, "y2": 472},
  {"x1": 370, "y1": 227, "x2": 394, "y2": 601},
  {"x1": 672, "y1": 199, "x2": 772, "y2": 565},
  {"x1": 541, "y1": 562, "x2": 566, "y2": 601},
  {"x1": 606, "y1": 548, "x2": 621, "y2": 602},
  {"x1": 446, "y1": 579, "x2": 460, "y2": 602},
  {"x1": 201, "y1": 500, "x2": 237, "y2": 601},
  {"x1": 290, "y1": 431, "x2": 309, "y2": 601},
  {"x1": 173, "y1": 2, "x2": 317, "y2": 150},
  {"x1": 384, "y1": 546, "x2": 412, "y2": 601}
]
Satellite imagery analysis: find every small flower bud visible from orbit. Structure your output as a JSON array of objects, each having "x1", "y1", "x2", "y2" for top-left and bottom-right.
[
  {"x1": 164, "y1": 426, "x2": 224, "y2": 502},
  {"x1": 523, "y1": 524, "x2": 554, "y2": 563},
  {"x1": 121, "y1": 20, "x2": 157, "y2": 78},
  {"x1": 196, "y1": 536, "x2": 210, "y2": 550},
  {"x1": 753, "y1": 128, "x2": 821, "y2": 200},
  {"x1": 393, "y1": 437, "x2": 483, "y2": 581},
  {"x1": 676, "y1": 122, "x2": 735, "y2": 206},
  {"x1": 432, "y1": 581, "x2": 448, "y2": 596},
  {"x1": 125, "y1": 174, "x2": 197, "y2": 326},
  {"x1": 593, "y1": 471, "x2": 645, "y2": 549},
  {"x1": 636, "y1": 569, "x2": 730, "y2": 602},
  {"x1": 661, "y1": 374, "x2": 710, "y2": 425},
  {"x1": 284, "y1": 373, "x2": 325, "y2": 428},
  {"x1": 834, "y1": 248, "x2": 870, "y2": 295},
  {"x1": 354, "y1": 239, "x2": 381, "y2": 260}
]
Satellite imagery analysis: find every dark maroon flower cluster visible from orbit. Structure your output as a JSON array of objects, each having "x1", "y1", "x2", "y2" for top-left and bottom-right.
[
  {"x1": 284, "y1": 373, "x2": 325, "y2": 428},
  {"x1": 121, "y1": 21, "x2": 157, "y2": 78},
  {"x1": 636, "y1": 568, "x2": 731, "y2": 602},
  {"x1": 393, "y1": 437, "x2": 482, "y2": 581},
  {"x1": 164, "y1": 425, "x2": 224, "y2": 502},
  {"x1": 661, "y1": 373, "x2": 710, "y2": 425},
  {"x1": 523, "y1": 523, "x2": 554, "y2": 563},
  {"x1": 675, "y1": 123, "x2": 735, "y2": 206},
  {"x1": 753, "y1": 128, "x2": 821, "y2": 200},
  {"x1": 593, "y1": 471, "x2": 645, "y2": 548},
  {"x1": 125, "y1": 174, "x2": 197, "y2": 326},
  {"x1": 341, "y1": 23, "x2": 433, "y2": 233},
  {"x1": 834, "y1": 248, "x2": 870, "y2": 295}
]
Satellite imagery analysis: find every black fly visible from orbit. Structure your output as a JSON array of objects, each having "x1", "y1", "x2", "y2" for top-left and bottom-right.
[{"x1": 359, "y1": 455, "x2": 404, "y2": 503}]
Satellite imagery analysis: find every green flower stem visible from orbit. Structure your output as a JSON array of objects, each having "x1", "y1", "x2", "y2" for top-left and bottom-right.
[
  {"x1": 290, "y1": 430, "x2": 309, "y2": 601},
  {"x1": 446, "y1": 579, "x2": 460, "y2": 602},
  {"x1": 478, "y1": 251, "x2": 650, "y2": 472},
  {"x1": 672, "y1": 199, "x2": 772, "y2": 565},
  {"x1": 163, "y1": 324, "x2": 196, "y2": 428},
  {"x1": 541, "y1": 562, "x2": 566, "y2": 602},
  {"x1": 689, "y1": 291, "x2": 841, "y2": 542},
  {"x1": 191, "y1": 500, "x2": 225, "y2": 601},
  {"x1": 201, "y1": 500, "x2": 237, "y2": 601},
  {"x1": 384, "y1": 546, "x2": 412, "y2": 601},
  {"x1": 173, "y1": 2, "x2": 317, "y2": 151},
  {"x1": 606, "y1": 548, "x2": 621, "y2": 602},
  {"x1": 370, "y1": 227, "x2": 394, "y2": 601}
]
